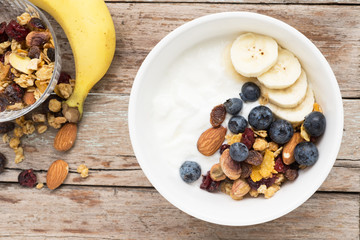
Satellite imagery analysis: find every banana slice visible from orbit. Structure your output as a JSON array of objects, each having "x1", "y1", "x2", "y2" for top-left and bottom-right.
[
  {"x1": 268, "y1": 86, "x2": 314, "y2": 124},
  {"x1": 258, "y1": 48, "x2": 301, "y2": 89},
  {"x1": 262, "y1": 69, "x2": 308, "y2": 108},
  {"x1": 230, "y1": 33, "x2": 278, "y2": 78}
]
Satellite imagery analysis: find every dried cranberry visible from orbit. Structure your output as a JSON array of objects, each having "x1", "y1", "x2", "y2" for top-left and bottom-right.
[
  {"x1": 274, "y1": 156, "x2": 289, "y2": 173},
  {"x1": 5, "y1": 20, "x2": 30, "y2": 42},
  {"x1": 4, "y1": 83, "x2": 25, "y2": 104},
  {"x1": 0, "y1": 94, "x2": 9, "y2": 112},
  {"x1": 28, "y1": 46, "x2": 41, "y2": 59},
  {"x1": 28, "y1": 18, "x2": 46, "y2": 31},
  {"x1": 246, "y1": 175, "x2": 277, "y2": 190},
  {"x1": 200, "y1": 171, "x2": 220, "y2": 193},
  {"x1": 247, "y1": 177, "x2": 261, "y2": 190},
  {"x1": 241, "y1": 128, "x2": 255, "y2": 150},
  {"x1": 58, "y1": 72, "x2": 71, "y2": 84},
  {"x1": 0, "y1": 153, "x2": 6, "y2": 173},
  {"x1": 47, "y1": 48, "x2": 55, "y2": 62},
  {"x1": 219, "y1": 144, "x2": 230, "y2": 155},
  {"x1": 285, "y1": 169, "x2": 298, "y2": 181},
  {"x1": 18, "y1": 169, "x2": 37, "y2": 188},
  {"x1": 0, "y1": 121, "x2": 15, "y2": 134},
  {"x1": 0, "y1": 22, "x2": 8, "y2": 43}
]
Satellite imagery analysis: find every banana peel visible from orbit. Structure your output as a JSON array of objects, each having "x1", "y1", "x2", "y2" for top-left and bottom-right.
[{"x1": 29, "y1": 0, "x2": 116, "y2": 122}]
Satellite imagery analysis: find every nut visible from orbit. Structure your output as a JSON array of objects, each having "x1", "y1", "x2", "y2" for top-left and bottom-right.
[
  {"x1": 26, "y1": 31, "x2": 51, "y2": 47},
  {"x1": 23, "y1": 91, "x2": 36, "y2": 105},
  {"x1": 210, "y1": 104, "x2": 226, "y2": 128},
  {"x1": 209, "y1": 163, "x2": 226, "y2": 181},
  {"x1": 245, "y1": 150, "x2": 263, "y2": 166},
  {"x1": 220, "y1": 179, "x2": 233, "y2": 195},
  {"x1": 282, "y1": 132, "x2": 304, "y2": 165},
  {"x1": 300, "y1": 123, "x2": 310, "y2": 142},
  {"x1": 197, "y1": 126, "x2": 227, "y2": 156},
  {"x1": 62, "y1": 103, "x2": 80, "y2": 123},
  {"x1": 46, "y1": 159, "x2": 69, "y2": 190},
  {"x1": 220, "y1": 149, "x2": 242, "y2": 180},
  {"x1": 230, "y1": 179, "x2": 250, "y2": 200},
  {"x1": 53, "y1": 123, "x2": 77, "y2": 151}
]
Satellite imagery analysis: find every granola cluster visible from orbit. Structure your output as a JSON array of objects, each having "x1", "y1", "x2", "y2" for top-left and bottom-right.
[{"x1": 0, "y1": 13, "x2": 56, "y2": 112}]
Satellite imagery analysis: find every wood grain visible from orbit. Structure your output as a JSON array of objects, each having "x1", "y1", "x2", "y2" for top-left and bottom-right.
[
  {"x1": 50, "y1": 3, "x2": 360, "y2": 98},
  {"x1": 106, "y1": 0, "x2": 360, "y2": 3},
  {"x1": 0, "y1": 185, "x2": 358, "y2": 239}
]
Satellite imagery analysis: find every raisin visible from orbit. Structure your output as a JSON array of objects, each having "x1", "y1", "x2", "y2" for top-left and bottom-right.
[
  {"x1": 28, "y1": 46, "x2": 41, "y2": 59},
  {"x1": 28, "y1": 18, "x2": 46, "y2": 31},
  {"x1": 274, "y1": 156, "x2": 289, "y2": 173},
  {"x1": 241, "y1": 128, "x2": 255, "y2": 150},
  {"x1": 4, "y1": 83, "x2": 25, "y2": 104},
  {"x1": 219, "y1": 144, "x2": 230, "y2": 155},
  {"x1": 0, "y1": 153, "x2": 6, "y2": 173},
  {"x1": 247, "y1": 177, "x2": 261, "y2": 190},
  {"x1": 246, "y1": 175, "x2": 277, "y2": 189},
  {"x1": 58, "y1": 72, "x2": 71, "y2": 84},
  {"x1": 5, "y1": 20, "x2": 30, "y2": 42},
  {"x1": 245, "y1": 150, "x2": 263, "y2": 166},
  {"x1": 47, "y1": 47, "x2": 55, "y2": 62},
  {"x1": 240, "y1": 162, "x2": 252, "y2": 179},
  {"x1": 200, "y1": 171, "x2": 220, "y2": 193},
  {"x1": 285, "y1": 169, "x2": 298, "y2": 181},
  {"x1": 0, "y1": 121, "x2": 15, "y2": 134},
  {"x1": 210, "y1": 104, "x2": 226, "y2": 128},
  {"x1": 18, "y1": 169, "x2": 37, "y2": 188},
  {"x1": 0, "y1": 22, "x2": 8, "y2": 43},
  {"x1": 0, "y1": 94, "x2": 9, "y2": 112}
]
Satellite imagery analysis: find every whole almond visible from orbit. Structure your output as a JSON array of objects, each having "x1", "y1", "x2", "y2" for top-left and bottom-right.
[
  {"x1": 23, "y1": 92, "x2": 36, "y2": 105},
  {"x1": 282, "y1": 132, "x2": 304, "y2": 165},
  {"x1": 197, "y1": 126, "x2": 227, "y2": 156},
  {"x1": 46, "y1": 159, "x2": 69, "y2": 190},
  {"x1": 54, "y1": 123, "x2": 77, "y2": 151}
]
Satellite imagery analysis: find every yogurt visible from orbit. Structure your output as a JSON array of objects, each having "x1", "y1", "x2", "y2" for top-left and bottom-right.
[{"x1": 150, "y1": 37, "x2": 259, "y2": 179}]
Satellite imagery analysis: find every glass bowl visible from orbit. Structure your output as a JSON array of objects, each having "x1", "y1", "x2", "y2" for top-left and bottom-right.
[{"x1": 0, "y1": 0, "x2": 61, "y2": 122}]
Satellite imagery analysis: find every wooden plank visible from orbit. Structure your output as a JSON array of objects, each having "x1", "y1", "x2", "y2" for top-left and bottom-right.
[
  {"x1": 0, "y1": 97, "x2": 358, "y2": 171},
  {"x1": 106, "y1": 0, "x2": 360, "y2": 4},
  {"x1": 48, "y1": 3, "x2": 360, "y2": 98},
  {"x1": 0, "y1": 185, "x2": 358, "y2": 239}
]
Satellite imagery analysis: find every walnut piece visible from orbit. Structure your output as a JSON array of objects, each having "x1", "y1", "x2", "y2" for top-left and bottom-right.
[{"x1": 9, "y1": 137, "x2": 20, "y2": 149}]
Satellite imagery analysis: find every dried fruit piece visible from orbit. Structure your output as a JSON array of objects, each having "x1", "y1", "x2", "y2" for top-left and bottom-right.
[
  {"x1": 219, "y1": 144, "x2": 230, "y2": 154},
  {"x1": 241, "y1": 127, "x2": 255, "y2": 150},
  {"x1": 230, "y1": 179, "x2": 250, "y2": 200},
  {"x1": 220, "y1": 149, "x2": 242, "y2": 180},
  {"x1": 46, "y1": 47, "x2": 55, "y2": 62},
  {"x1": 28, "y1": 46, "x2": 41, "y2": 59},
  {"x1": 285, "y1": 168, "x2": 298, "y2": 181},
  {"x1": 26, "y1": 31, "x2": 51, "y2": 47},
  {"x1": 200, "y1": 171, "x2": 220, "y2": 192},
  {"x1": 0, "y1": 122, "x2": 15, "y2": 134},
  {"x1": 0, "y1": 153, "x2": 6, "y2": 173},
  {"x1": 274, "y1": 156, "x2": 289, "y2": 173},
  {"x1": 210, "y1": 104, "x2": 226, "y2": 128},
  {"x1": 5, "y1": 20, "x2": 30, "y2": 42},
  {"x1": 210, "y1": 163, "x2": 226, "y2": 181},
  {"x1": 240, "y1": 162, "x2": 252, "y2": 179},
  {"x1": 245, "y1": 150, "x2": 263, "y2": 166},
  {"x1": 53, "y1": 123, "x2": 77, "y2": 151},
  {"x1": 58, "y1": 72, "x2": 71, "y2": 84},
  {"x1": 0, "y1": 22, "x2": 9, "y2": 43},
  {"x1": 197, "y1": 126, "x2": 227, "y2": 156},
  {"x1": 4, "y1": 83, "x2": 25, "y2": 104},
  {"x1": 282, "y1": 132, "x2": 304, "y2": 165},
  {"x1": 18, "y1": 169, "x2": 37, "y2": 188},
  {"x1": 28, "y1": 18, "x2": 46, "y2": 31},
  {"x1": 46, "y1": 159, "x2": 69, "y2": 190}
]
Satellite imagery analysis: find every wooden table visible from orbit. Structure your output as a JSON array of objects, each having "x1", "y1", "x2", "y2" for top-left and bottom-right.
[{"x1": 0, "y1": 0, "x2": 359, "y2": 239}]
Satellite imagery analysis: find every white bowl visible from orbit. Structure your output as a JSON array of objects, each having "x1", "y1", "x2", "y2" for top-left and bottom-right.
[{"x1": 128, "y1": 12, "x2": 343, "y2": 226}]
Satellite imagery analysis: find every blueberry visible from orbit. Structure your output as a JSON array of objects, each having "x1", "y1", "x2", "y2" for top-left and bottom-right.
[
  {"x1": 224, "y1": 98, "x2": 243, "y2": 115},
  {"x1": 294, "y1": 142, "x2": 319, "y2": 166},
  {"x1": 248, "y1": 106, "x2": 273, "y2": 130},
  {"x1": 228, "y1": 115, "x2": 247, "y2": 134},
  {"x1": 240, "y1": 82, "x2": 261, "y2": 102},
  {"x1": 179, "y1": 161, "x2": 201, "y2": 183},
  {"x1": 229, "y1": 142, "x2": 249, "y2": 162},
  {"x1": 304, "y1": 111, "x2": 326, "y2": 137},
  {"x1": 269, "y1": 119, "x2": 294, "y2": 144}
]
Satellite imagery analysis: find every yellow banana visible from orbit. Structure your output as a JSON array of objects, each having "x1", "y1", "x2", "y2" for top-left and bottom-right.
[{"x1": 29, "y1": 0, "x2": 116, "y2": 122}]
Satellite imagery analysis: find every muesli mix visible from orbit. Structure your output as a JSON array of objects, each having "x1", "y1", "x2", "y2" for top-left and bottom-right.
[{"x1": 179, "y1": 33, "x2": 326, "y2": 200}]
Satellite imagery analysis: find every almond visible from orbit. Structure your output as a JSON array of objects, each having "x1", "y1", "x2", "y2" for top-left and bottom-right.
[
  {"x1": 282, "y1": 132, "x2": 304, "y2": 165},
  {"x1": 54, "y1": 123, "x2": 77, "y2": 151},
  {"x1": 46, "y1": 159, "x2": 69, "y2": 190},
  {"x1": 197, "y1": 126, "x2": 227, "y2": 156},
  {"x1": 23, "y1": 92, "x2": 36, "y2": 105}
]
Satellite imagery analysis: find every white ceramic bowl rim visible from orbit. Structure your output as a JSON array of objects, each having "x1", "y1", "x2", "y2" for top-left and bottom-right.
[{"x1": 128, "y1": 12, "x2": 344, "y2": 226}]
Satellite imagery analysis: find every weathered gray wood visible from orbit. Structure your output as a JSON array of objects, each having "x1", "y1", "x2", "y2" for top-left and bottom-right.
[
  {"x1": 49, "y1": 3, "x2": 360, "y2": 98},
  {"x1": 0, "y1": 185, "x2": 358, "y2": 239},
  {"x1": 106, "y1": 0, "x2": 360, "y2": 3}
]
